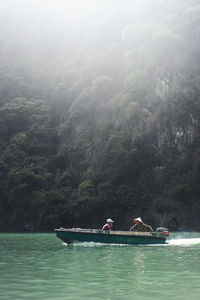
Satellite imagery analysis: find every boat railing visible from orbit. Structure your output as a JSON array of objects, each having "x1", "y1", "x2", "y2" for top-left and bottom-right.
[{"x1": 54, "y1": 228, "x2": 165, "y2": 238}]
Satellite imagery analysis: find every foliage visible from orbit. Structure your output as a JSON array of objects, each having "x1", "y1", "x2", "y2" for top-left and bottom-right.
[{"x1": 0, "y1": 0, "x2": 200, "y2": 231}]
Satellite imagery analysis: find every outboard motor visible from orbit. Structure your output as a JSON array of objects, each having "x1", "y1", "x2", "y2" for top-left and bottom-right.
[{"x1": 156, "y1": 227, "x2": 169, "y2": 236}]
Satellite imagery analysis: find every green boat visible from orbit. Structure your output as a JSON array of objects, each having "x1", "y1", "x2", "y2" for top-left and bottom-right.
[{"x1": 55, "y1": 227, "x2": 168, "y2": 245}]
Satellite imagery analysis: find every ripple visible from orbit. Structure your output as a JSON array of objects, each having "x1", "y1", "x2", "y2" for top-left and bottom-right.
[{"x1": 1, "y1": 233, "x2": 200, "y2": 300}]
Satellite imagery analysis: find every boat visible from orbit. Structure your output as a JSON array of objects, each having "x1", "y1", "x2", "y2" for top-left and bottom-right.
[{"x1": 55, "y1": 227, "x2": 169, "y2": 245}]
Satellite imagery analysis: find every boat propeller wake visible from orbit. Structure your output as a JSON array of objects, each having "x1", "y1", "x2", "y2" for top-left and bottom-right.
[
  {"x1": 167, "y1": 238, "x2": 200, "y2": 246},
  {"x1": 62, "y1": 238, "x2": 200, "y2": 247}
]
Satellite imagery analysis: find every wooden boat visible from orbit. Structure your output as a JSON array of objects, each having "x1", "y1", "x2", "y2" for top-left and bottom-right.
[{"x1": 55, "y1": 227, "x2": 168, "y2": 245}]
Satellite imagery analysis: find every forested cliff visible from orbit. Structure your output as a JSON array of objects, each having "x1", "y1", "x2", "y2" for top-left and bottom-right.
[{"x1": 0, "y1": 0, "x2": 200, "y2": 231}]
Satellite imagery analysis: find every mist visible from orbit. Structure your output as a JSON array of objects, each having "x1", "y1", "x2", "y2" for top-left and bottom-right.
[{"x1": 0, "y1": 0, "x2": 200, "y2": 232}]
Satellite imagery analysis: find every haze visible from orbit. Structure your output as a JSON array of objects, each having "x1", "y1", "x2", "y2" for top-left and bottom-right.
[{"x1": 0, "y1": 0, "x2": 200, "y2": 232}]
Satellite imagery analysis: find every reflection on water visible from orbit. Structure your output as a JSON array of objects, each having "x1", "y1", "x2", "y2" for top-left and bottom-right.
[{"x1": 0, "y1": 233, "x2": 200, "y2": 300}]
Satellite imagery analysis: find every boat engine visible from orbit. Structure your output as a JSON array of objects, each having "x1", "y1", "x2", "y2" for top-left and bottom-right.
[{"x1": 156, "y1": 227, "x2": 169, "y2": 236}]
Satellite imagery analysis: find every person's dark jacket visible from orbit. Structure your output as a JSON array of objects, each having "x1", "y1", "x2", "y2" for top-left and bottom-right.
[{"x1": 130, "y1": 223, "x2": 153, "y2": 232}]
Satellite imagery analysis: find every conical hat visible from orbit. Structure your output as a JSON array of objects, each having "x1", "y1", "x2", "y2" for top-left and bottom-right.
[{"x1": 133, "y1": 217, "x2": 143, "y2": 223}]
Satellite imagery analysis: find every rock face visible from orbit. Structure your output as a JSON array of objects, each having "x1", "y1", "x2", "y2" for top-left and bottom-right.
[{"x1": 0, "y1": 0, "x2": 200, "y2": 231}]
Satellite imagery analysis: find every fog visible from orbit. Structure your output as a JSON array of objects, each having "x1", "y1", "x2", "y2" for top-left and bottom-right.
[
  {"x1": 0, "y1": 0, "x2": 199, "y2": 106},
  {"x1": 0, "y1": 0, "x2": 167, "y2": 55},
  {"x1": 0, "y1": 1, "x2": 200, "y2": 231},
  {"x1": 1, "y1": 0, "x2": 191, "y2": 92}
]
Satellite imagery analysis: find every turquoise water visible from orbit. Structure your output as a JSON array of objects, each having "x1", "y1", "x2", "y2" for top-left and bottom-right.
[{"x1": 0, "y1": 232, "x2": 200, "y2": 300}]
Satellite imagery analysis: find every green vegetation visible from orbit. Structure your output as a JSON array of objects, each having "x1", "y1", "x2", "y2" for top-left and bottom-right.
[{"x1": 0, "y1": 0, "x2": 200, "y2": 231}]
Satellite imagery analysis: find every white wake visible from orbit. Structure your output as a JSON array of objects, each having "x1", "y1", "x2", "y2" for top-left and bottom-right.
[{"x1": 168, "y1": 238, "x2": 200, "y2": 246}]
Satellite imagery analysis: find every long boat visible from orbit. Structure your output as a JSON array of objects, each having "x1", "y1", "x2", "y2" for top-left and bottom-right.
[{"x1": 55, "y1": 227, "x2": 168, "y2": 245}]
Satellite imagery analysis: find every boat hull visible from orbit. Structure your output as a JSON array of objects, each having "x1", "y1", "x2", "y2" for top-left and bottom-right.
[{"x1": 55, "y1": 228, "x2": 166, "y2": 245}]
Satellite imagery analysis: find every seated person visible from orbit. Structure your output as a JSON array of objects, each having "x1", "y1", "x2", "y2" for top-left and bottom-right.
[
  {"x1": 102, "y1": 218, "x2": 114, "y2": 231},
  {"x1": 130, "y1": 217, "x2": 153, "y2": 232}
]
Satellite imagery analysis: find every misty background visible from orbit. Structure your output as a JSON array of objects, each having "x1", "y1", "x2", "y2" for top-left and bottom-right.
[{"x1": 0, "y1": 0, "x2": 200, "y2": 231}]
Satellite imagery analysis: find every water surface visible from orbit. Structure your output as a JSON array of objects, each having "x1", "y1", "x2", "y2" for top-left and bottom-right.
[{"x1": 0, "y1": 232, "x2": 200, "y2": 300}]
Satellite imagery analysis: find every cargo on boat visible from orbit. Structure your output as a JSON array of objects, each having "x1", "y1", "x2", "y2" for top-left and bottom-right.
[{"x1": 55, "y1": 227, "x2": 168, "y2": 245}]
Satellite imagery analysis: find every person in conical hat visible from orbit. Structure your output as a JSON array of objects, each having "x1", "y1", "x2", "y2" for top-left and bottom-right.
[
  {"x1": 130, "y1": 217, "x2": 153, "y2": 232},
  {"x1": 134, "y1": 217, "x2": 143, "y2": 224}
]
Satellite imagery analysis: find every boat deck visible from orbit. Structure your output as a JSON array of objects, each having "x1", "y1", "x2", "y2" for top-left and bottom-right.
[
  {"x1": 55, "y1": 227, "x2": 166, "y2": 244},
  {"x1": 55, "y1": 227, "x2": 156, "y2": 236}
]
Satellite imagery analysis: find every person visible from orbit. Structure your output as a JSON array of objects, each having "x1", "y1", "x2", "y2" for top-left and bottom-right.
[
  {"x1": 130, "y1": 217, "x2": 153, "y2": 232},
  {"x1": 102, "y1": 218, "x2": 114, "y2": 231}
]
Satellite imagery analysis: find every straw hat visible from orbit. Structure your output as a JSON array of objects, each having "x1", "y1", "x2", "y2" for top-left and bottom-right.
[{"x1": 133, "y1": 217, "x2": 143, "y2": 224}]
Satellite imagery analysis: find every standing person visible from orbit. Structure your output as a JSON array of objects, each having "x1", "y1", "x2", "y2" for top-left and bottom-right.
[
  {"x1": 130, "y1": 217, "x2": 153, "y2": 232},
  {"x1": 102, "y1": 218, "x2": 114, "y2": 231}
]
